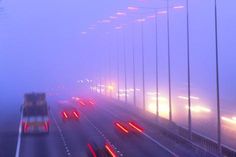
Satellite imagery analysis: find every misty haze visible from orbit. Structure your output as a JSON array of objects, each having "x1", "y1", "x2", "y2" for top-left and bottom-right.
[{"x1": 0, "y1": 0, "x2": 235, "y2": 157}]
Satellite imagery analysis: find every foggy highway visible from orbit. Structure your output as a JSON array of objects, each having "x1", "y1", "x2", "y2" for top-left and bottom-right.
[
  {"x1": 0, "y1": 95, "x2": 217, "y2": 157},
  {"x1": 1, "y1": 0, "x2": 236, "y2": 156}
]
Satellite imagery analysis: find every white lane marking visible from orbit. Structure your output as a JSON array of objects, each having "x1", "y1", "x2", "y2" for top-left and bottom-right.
[
  {"x1": 97, "y1": 105, "x2": 179, "y2": 157},
  {"x1": 142, "y1": 132, "x2": 178, "y2": 157},
  {"x1": 15, "y1": 114, "x2": 23, "y2": 157},
  {"x1": 80, "y1": 111, "x2": 124, "y2": 157},
  {"x1": 51, "y1": 112, "x2": 71, "y2": 156}
]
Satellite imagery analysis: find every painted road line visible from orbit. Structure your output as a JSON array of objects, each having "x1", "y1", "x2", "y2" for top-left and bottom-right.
[
  {"x1": 98, "y1": 105, "x2": 178, "y2": 157},
  {"x1": 50, "y1": 111, "x2": 71, "y2": 156},
  {"x1": 15, "y1": 114, "x2": 22, "y2": 157},
  {"x1": 79, "y1": 110, "x2": 124, "y2": 157},
  {"x1": 142, "y1": 132, "x2": 178, "y2": 157}
]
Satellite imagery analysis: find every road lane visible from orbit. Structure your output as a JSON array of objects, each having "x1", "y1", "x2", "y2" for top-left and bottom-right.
[
  {"x1": 78, "y1": 103, "x2": 175, "y2": 157},
  {"x1": 4, "y1": 96, "x2": 218, "y2": 157},
  {"x1": 0, "y1": 101, "x2": 20, "y2": 157},
  {"x1": 19, "y1": 110, "x2": 67, "y2": 157},
  {"x1": 51, "y1": 105, "x2": 105, "y2": 157},
  {"x1": 86, "y1": 97, "x2": 216, "y2": 157}
]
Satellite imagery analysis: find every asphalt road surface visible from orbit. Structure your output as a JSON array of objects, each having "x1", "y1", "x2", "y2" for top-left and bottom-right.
[{"x1": 0, "y1": 96, "x2": 220, "y2": 157}]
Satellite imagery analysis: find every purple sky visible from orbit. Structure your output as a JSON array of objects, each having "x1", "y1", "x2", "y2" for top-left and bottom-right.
[
  {"x1": 0, "y1": 0, "x2": 235, "y2": 109},
  {"x1": 0, "y1": 0, "x2": 236, "y2": 149}
]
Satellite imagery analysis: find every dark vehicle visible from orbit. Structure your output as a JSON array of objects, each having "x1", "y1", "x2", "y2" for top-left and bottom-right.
[
  {"x1": 21, "y1": 93, "x2": 49, "y2": 134},
  {"x1": 86, "y1": 137, "x2": 117, "y2": 157}
]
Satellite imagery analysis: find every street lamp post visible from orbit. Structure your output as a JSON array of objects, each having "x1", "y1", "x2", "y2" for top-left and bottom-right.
[
  {"x1": 186, "y1": 0, "x2": 192, "y2": 140},
  {"x1": 141, "y1": 22, "x2": 146, "y2": 110},
  {"x1": 167, "y1": 0, "x2": 172, "y2": 122},
  {"x1": 127, "y1": 3, "x2": 185, "y2": 119},
  {"x1": 214, "y1": 0, "x2": 222, "y2": 156},
  {"x1": 117, "y1": 33, "x2": 120, "y2": 101},
  {"x1": 154, "y1": 11, "x2": 159, "y2": 118},
  {"x1": 132, "y1": 25, "x2": 137, "y2": 107},
  {"x1": 108, "y1": 34, "x2": 113, "y2": 97},
  {"x1": 123, "y1": 30, "x2": 128, "y2": 104}
]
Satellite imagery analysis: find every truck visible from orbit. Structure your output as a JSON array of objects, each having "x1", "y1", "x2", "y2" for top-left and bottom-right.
[{"x1": 21, "y1": 93, "x2": 49, "y2": 134}]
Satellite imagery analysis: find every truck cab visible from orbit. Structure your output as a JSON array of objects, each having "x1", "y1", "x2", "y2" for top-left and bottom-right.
[{"x1": 21, "y1": 93, "x2": 49, "y2": 134}]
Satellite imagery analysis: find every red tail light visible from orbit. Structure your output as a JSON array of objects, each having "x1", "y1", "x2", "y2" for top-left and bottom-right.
[
  {"x1": 44, "y1": 121, "x2": 49, "y2": 131},
  {"x1": 73, "y1": 111, "x2": 79, "y2": 118},
  {"x1": 89, "y1": 100, "x2": 95, "y2": 105},
  {"x1": 62, "y1": 112, "x2": 68, "y2": 118},
  {"x1": 87, "y1": 144, "x2": 97, "y2": 157},
  {"x1": 105, "y1": 143, "x2": 117, "y2": 157},
  {"x1": 115, "y1": 122, "x2": 129, "y2": 133},
  {"x1": 128, "y1": 122, "x2": 144, "y2": 133},
  {"x1": 79, "y1": 101, "x2": 86, "y2": 106},
  {"x1": 22, "y1": 122, "x2": 28, "y2": 132}
]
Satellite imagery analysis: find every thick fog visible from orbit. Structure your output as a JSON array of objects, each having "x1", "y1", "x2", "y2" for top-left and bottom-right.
[{"x1": 0, "y1": 0, "x2": 236, "y2": 149}]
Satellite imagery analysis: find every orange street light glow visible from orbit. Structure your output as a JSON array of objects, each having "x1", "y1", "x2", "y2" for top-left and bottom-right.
[
  {"x1": 128, "y1": 6, "x2": 139, "y2": 11},
  {"x1": 107, "y1": 85, "x2": 114, "y2": 91},
  {"x1": 185, "y1": 105, "x2": 211, "y2": 113},
  {"x1": 222, "y1": 116, "x2": 236, "y2": 124},
  {"x1": 136, "y1": 18, "x2": 146, "y2": 22},
  {"x1": 147, "y1": 15, "x2": 156, "y2": 19},
  {"x1": 178, "y1": 96, "x2": 200, "y2": 100},
  {"x1": 158, "y1": 10, "x2": 167, "y2": 14},
  {"x1": 173, "y1": 5, "x2": 185, "y2": 9},
  {"x1": 81, "y1": 31, "x2": 87, "y2": 35},
  {"x1": 110, "y1": 16, "x2": 117, "y2": 19},
  {"x1": 116, "y1": 12, "x2": 126, "y2": 16},
  {"x1": 115, "y1": 26, "x2": 123, "y2": 30}
]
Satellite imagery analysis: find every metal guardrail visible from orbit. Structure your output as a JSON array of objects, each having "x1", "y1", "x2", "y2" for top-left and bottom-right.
[{"x1": 177, "y1": 126, "x2": 236, "y2": 157}]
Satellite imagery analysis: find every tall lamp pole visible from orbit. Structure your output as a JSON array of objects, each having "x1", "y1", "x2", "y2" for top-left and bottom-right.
[
  {"x1": 141, "y1": 22, "x2": 146, "y2": 110},
  {"x1": 132, "y1": 25, "x2": 137, "y2": 107},
  {"x1": 154, "y1": 11, "x2": 159, "y2": 118},
  {"x1": 214, "y1": 0, "x2": 222, "y2": 156},
  {"x1": 117, "y1": 33, "x2": 120, "y2": 101},
  {"x1": 123, "y1": 30, "x2": 128, "y2": 104},
  {"x1": 186, "y1": 0, "x2": 192, "y2": 140},
  {"x1": 167, "y1": 0, "x2": 172, "y2": 121}
]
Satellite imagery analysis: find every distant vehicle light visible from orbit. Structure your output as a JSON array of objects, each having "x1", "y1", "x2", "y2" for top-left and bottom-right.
[
  {"x1": 116, "y1": 12, "x2": 126, "y2": 16},
  {"x1": 115, "y1": 122, "x2": 129, "y2": 133},
  {"x1": 128, "y1": 122, "x2": 144, "y2": 133},
  {"x1": 87, "y1": 144, "x2": 97, "y2": 157},
  {"x1": 105, "y1": 143, "x2": 117, "y2": 157},
  {"x1": 173, "y1": 5, "x2": 185, "y2": 9},
  {"x1": 127, "y1": 6, "x2": 139, "y2": 11},
  {"x1": 157, "y1": 10, "x2": 167, "y2": 14},
  {"x1": 22, "y1": 122, "x2": 28, "y2": 132},
  {"x1": 79, "y1": 100, "x2": 86, "y2": 106},
  {"x1": 89, "y1": 100, "x2": 95, "y2": 105},
  {"x1": 147, "y1": 15, "x2": 156, "y2": 19},
  {"x1": 62, "y1": 112, "x2": 68, "y2": 119},
  {"x1": 110, "y1": 16, "x2": 117, "y2": 19},
  {"x1": 73, "y1": 111, "x2": 79, "y2": 118},
  {"x1": 185, "y1": 105, "x2": 211, "y2": 113},
  {"x1": 44, "y1": 121, "x2": 49, "y2": 131}
]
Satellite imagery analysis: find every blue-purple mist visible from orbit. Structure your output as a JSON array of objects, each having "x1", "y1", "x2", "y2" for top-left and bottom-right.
[{"x1": 0, "y1": 0, "x2": 236, "y2": 149}]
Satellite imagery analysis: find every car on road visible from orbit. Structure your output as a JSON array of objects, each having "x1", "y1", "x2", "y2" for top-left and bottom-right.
[
  {"x1": 61, "y1": 107, "x2": 80, "y2": 121},
  {"x1": 86, "y1": 137, "x2": 117, "y2": 157}
]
